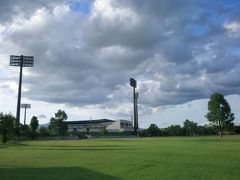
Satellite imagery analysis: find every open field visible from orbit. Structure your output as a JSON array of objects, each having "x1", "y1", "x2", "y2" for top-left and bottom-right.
[{"x1": 0, "y1": 136, "x2": 240, "y2": 180}]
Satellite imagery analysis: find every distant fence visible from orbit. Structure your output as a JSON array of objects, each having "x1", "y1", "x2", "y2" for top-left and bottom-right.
[
  {"x1": 37, "y1": 134, "x2": 137, "y2": 140},
  {"x1": 36, "y1": 135, "x2": 137, "y2": 140},
  {"x1": 38, "y1": 136, "x2": 80, "y2": 140},
  {"x1": 14, "y1": 131, "x2": 137, "y2": 141}
]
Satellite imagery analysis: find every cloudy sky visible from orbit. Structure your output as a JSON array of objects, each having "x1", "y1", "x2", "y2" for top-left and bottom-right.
[{"x1": 0, "y1": 0, "x2": 240, "y2": 128}]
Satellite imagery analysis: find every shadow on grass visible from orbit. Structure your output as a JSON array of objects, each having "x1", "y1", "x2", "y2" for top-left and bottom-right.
[
  {"x1": 0, "y1": 142, "x2": 30, "y2": 148},
  {"x1": 0, "y1": 167, "x2": 119, "y2": 180},
  {"x1": 9, "y1": 142, "x2": 31, "y2": 146}
]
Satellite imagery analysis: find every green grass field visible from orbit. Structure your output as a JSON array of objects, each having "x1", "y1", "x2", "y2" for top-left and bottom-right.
[{"x1": 0, "y1": 136, "x2": 240, "y2": 180}]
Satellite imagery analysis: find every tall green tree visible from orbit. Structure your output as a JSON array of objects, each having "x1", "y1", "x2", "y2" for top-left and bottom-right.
[
  {"x1": 0, "y1": 112, "x2": 15, "y2": 143},
  {"x1": 39, "y1": 127, "x2": 50, "y2": 136},
  {"x1": 20, "y1": 124, "x2": 30, "y2": 136},
  {"x1": 206, "y1": 92, "x2": 235, "y2": 137},
  {"x1": 29, "y1": 116, "x2": 39, "y2": 139},
  {"x1": 147, "y1": 124, "x2": 161, "y2": 136},
  {"x1": 48, "y1": 110, "x2": 68, "y2": 137},
  {"x1": 166, "y1": 125, "x2": 184, "y2": 136},
  {"x1": 183, "y1": 119, "x2": 198, "y2": 136},
  {"x1": 30, "y1": 116, "x2": 39, "y2": 132}
]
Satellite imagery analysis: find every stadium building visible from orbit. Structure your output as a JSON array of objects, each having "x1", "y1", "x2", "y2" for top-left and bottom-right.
[{"x1": 65, "y1": 119, "x2": 133, "y2": 133}]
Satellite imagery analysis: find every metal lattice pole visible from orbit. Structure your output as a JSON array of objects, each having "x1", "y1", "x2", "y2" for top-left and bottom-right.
[
  {"x1": 10, "y1": 55, "x2": 34, "y2": 139},
  {"x1": 130, "y1": 78, "x2": 138, "y2": 135},
  {"x1": 16, "y1": 55, "x2": 23, "y2": 136}
]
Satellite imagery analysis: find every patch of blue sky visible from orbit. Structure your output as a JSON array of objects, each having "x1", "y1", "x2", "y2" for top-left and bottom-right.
[
  {"x1": 68, "y1": 0, "x2": 93, "y2": 15},
  {"x1": 224, "y1": 0, "x2": 240, "y2": 7},
  {"x1": 229, "y1": 48, "x2": 240, "y2": 57},
  {"x1": 191, "y1": 25, "x2": 207, "y2": 36}
]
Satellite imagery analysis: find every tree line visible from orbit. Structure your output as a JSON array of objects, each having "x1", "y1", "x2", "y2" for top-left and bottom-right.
[
  {"x1": 0, "y1": 109, "x2": 68, "y2": 143},
  {"x1": 141, "y1": 92, "x2": 238, "y2": 137},
  {"x1": 141, "y1": 120, "x2": 240, "y2": 137},
  {"x1": 0, "y1": 113, "x2": 39, "y2": 143},
  {"x1": 0, "y1": 92, "x2": 239, "y2": 142}
]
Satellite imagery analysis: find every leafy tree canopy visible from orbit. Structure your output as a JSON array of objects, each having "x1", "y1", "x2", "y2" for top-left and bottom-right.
[
  {"x1": 0, "y1": 112, "x2": 15, "y2": 143},
  {"x1": 48, "y1": 109, "x2": 68, "y2": 136},
  {"x1": 147, "y1": 124, "x2": 160, "y2": 136},
  {"x1": 206, "y1": 92, "x2": 235, "y2": 137},
  {"x1": 183, "y1": 119, "x2": 198, "y2": 136},
  {"x1": 30, "y1": 116, "x2": 39, "y2": 132}
]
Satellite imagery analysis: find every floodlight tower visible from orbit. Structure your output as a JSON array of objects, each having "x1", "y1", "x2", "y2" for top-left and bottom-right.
[
  {"x1": 135, "y1": 92, "x2": 139, "y2": 130},
  {"x1": 21, "y1": 104, "x2": 31, "y2": 125},
  {"x1": 130, "y1": 78, "x2": 138, "y2": 135},
  {"x1": 10, "y1": 55, "x2": 34, "y2": 136}
]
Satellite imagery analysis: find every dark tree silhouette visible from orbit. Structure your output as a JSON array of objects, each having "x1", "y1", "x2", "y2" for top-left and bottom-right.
[{"x1": 0, "y1": 112, "x2": 15, "y2": 143}]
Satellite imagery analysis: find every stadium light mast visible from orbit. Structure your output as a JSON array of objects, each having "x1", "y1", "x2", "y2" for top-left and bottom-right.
[
  {"x1": 130, "y1": 78, "x2": 138, "y2": 135},
  {"x1": 10, "y1": 55, "x2": 34, "y2": 137},
  {"x1": 135, "y1": 92, "x2": 139, "y2": 130},
  {"x1": 21, "y1": 104, "x2": 31, "y2": 125}
]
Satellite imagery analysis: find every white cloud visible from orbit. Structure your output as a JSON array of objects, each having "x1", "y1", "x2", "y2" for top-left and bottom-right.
[
  {"x1": 0, "y1": 24, "x2": 5, "y2": 36},
  {"x1": 90, "y1": 0, "x2": 140, "y2": 28},
  {"x1": 224, "y1": 21, "x2": 240, "y2": 37},
  {"x1": 0, "y1": 0, "x2": 240, "y2": 128},
  {"x1": 224, "y1": 21, "x2": 240, "y2": 32},
  {"x1": 2, "y1": 80, "x2": 18, "y2": 94}
]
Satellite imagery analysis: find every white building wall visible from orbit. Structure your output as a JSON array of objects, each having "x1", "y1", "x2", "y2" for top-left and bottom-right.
[
  {"x1": 67, "y1": 120, "x2": 133, "y2": 133},
  {"x1": 107, "y1": 120, "x2": 133, "y2": 132},
  {"x1": 106, "y1": 121, "x2": 120, "y2": 132}
]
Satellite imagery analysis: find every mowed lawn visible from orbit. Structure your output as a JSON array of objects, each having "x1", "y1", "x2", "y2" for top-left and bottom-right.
[{"x1": 0, "y1": 136, "x2": 240, "y2": 180}]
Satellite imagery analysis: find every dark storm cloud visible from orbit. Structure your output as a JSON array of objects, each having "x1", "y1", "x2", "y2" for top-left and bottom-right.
[{"x1": 1, "y1": 0, "x2": 240, "y2": 110}]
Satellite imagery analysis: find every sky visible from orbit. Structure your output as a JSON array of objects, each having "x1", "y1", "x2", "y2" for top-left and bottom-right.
[{"x1": 0, "y1": 0, "x2": 240, "y2": 128}]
